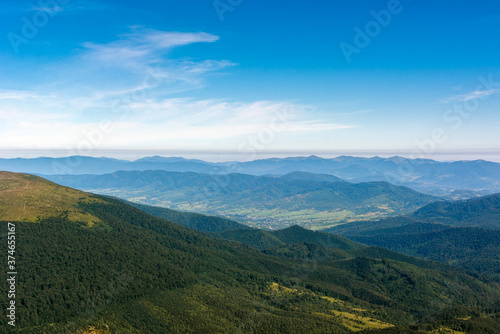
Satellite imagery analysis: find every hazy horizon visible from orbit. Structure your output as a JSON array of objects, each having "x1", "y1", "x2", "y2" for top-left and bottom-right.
[{"x1": 1, "y1": 149, "x2": 500, "y2": 163}]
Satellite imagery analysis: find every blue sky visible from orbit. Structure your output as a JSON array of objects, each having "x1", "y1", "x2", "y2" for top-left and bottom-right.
[{"x1": 0, "y1": 0, "x2": 499, "y2": 161}]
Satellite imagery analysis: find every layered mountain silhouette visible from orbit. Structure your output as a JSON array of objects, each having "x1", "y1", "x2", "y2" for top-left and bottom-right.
[
  {"x1": 3, "y1": 155, "x2": 500, "y2": 195},
  {"x1": 43, "y1": 170, "x2": 437, "y2": 229}
]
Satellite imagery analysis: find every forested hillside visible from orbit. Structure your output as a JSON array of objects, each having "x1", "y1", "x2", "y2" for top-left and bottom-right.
[
  {"x1": 326, "y1": 194, "x2": 500, "y2": 278},
  {"x1": 1, "y1": 172, "x2": 499, "y2": 333}
]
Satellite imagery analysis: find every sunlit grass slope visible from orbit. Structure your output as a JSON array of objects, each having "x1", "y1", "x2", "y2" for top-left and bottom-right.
[{"x1": 0, "y1": 171, "x2": 103, "y2": 225}]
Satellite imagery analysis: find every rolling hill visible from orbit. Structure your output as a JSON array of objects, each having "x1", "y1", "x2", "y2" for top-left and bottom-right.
[
  {"x1": 213, "y1": 225, "x2": 363, "y2": 251},
  {"x1": 347, "y1": 226, "x2": 500, "y2": 278},
  {"x1": 327, "y1": 193, "x2": 500, "y2": 234},
  {"x1": 1, "y1": 172, "x2": 499, "y2": 333},
  {"x1": 42, "y1": 170, "x2": 437, "y2": 229},
  {"x1": 127, "y1": 201, "x2": 250, "y2": 233},
  {"x1": 325, "y1": 194, "x2": 500, "y2": 278},
  {"x1": 412, "y1": 193, "x2": 500, "y2": 228}
]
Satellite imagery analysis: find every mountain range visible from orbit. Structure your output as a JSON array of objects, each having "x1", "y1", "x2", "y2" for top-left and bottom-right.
[
  {"x1": 1, "y1": 171, "x2": 499, "y2": 333},
  {"x1": 3, "y1": 155, "x2": 500, "y2": 196},
  {"x1": 42, "y1": 170, "x2": 437, "y2": 229}
]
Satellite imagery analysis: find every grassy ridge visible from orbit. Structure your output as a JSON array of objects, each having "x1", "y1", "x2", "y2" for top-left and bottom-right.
[
  {"x1": 43, "y1": 170, "x2": 437, "y2": 229},
  {"x1": 0, "y1": 171, "x2": 103, "y2": 224}
]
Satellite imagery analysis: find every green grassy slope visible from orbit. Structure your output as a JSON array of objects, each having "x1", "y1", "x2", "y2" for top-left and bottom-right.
[{"x1": 0, "y1": 171, "x2": 103, "y2": 225}]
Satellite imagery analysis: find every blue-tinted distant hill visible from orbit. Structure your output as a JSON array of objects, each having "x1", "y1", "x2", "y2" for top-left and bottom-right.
[
  {"x1": 42, "y1": 170, "x2": 437, "y2": 229},
  {"x1": 0, "y1": 155, "x2": 223, "y2": 175},
  {"x1": 3, "y1": 155, "x2": 500, "y2": 196},
  {"x1": 234, "y1": 156, "x2": 500, "y2": 195}
]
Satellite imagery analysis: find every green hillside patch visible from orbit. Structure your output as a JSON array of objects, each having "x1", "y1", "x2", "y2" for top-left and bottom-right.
[{"x1": 0, "y1": 171, "x2": 103, "y2": 225}]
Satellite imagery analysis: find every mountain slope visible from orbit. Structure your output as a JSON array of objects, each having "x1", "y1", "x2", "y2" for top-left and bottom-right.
[
  {"x1": 126, "y1": 201, "x2": 250, "y2": 233},
  {"x1": 43, "y1": 170, "x2": 437, "y2": 229},
  {"x1": 126, "y1": 198, "x2": 500, "y2": 284},
  {"x1": 328, "y1": 193, "x2": 500, "y2": 234},
  {"x1": 1, "y1": 173, "x2": 499, "y2": 332},
  {"x1": 349, "y1": 226, "x2": 500, "y2": 277},
  {"x1": 325, "y1": 194, "x2": 500, "y2": 277},
  {"x1": 412, "y1": 193, "x2": 500, "y2": 228},
  {"x1": 0, "y1": 171, "x2": 103, "y2": 224},
  {"x1": 214, "y1": 225, "x2": 363, "y2": 251}
]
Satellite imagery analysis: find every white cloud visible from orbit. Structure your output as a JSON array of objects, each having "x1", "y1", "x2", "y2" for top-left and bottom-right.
[
  {"x1": 0, "y1": 98, "x2": 352, "y2": 150},
  {"x1": 0, "y1": 28, "x2": 351, "y2": 152},
  {"x1": 440, "y1": 88, "x2": 500, "y2": 103},
  {"x1": 0, "y1": 90, "x2": 51, "y2": 101},
  {"x1": 31, "y1": 1, "x2": 107, "y2": 13},
  {"x1": 82, "y1": 30, "x2": 221, "y2": 68},
  {"x1": 2, "y1": 29, "x2": 237, "y2": 123},
  {"x1": 31, "y1": 5, "x2": 64, "y2": 14},
  {"x1": 58, "y1": 29, "x2": 237, "y2": 101}
]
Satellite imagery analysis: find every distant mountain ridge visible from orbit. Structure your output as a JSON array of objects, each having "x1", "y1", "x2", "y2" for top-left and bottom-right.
[
  {"x1": 2, "y1": 155, "x2": 500, "y2": 196},
  {"x1": 42, "y1": 170, "x2": 437, "y2": 229}
]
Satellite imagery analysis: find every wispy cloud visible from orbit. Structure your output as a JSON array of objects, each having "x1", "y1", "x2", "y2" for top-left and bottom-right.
[
  {"x1": 1, "y1": 0, "x2": 107, "y2": 15},
  {"x1": 75, "y1": 29, "x2": 235, "y2": 91},
  {"x1": 0, "y1": 28, "x2": 351, "y2": 152},
  {"x1": 31, "y1": 1, "x2": 107, "y2": 14},
  {"x1": 0, "y1": 98, "x2": 352, "y2": 150},
  {"x1": 83, "y1": 30, "x2": 220, "y2": 67},
  {"x1": 333, "y1": 109, "x2": 375, "y2": 117},
  {"x1": 15, "y1": 28, "x2": 237, "y2": 118},
  {"x1": 0, "y1": 90, "x2": 52, "y2": 101},
  {"x1": 31, "y1": 5, "x2": 64, "y2": 14},
  {"x1": 440, "y1": 88, "x2": 500, "y2": 103}
]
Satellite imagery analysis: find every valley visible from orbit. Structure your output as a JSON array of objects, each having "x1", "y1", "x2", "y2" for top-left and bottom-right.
[{"x1": 42, "y1": 170, "x2": 437, "y2": 230}]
